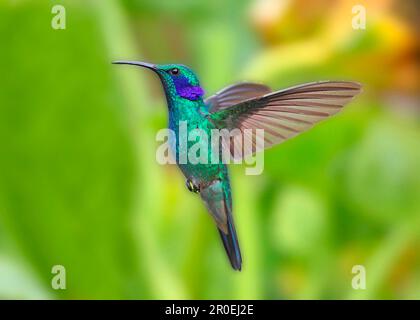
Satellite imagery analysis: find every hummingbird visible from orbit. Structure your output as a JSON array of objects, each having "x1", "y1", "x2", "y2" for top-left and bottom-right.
[{"x1": 113, "y1": 60, "x2": 361, "y2": 271}]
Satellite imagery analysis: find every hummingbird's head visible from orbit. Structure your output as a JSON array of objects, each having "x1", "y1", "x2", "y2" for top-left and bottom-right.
[{"x1": 113, "y1": 61, "x2": 204, "y2": 101}]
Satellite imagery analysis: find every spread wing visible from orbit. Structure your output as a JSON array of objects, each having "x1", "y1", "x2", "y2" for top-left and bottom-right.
[
  {"x1": 205, "y1": 82, "x2": 272, "y2": 113},
  {"x1": 208, "y1": 81, "x2": 362, "y2": 160}
]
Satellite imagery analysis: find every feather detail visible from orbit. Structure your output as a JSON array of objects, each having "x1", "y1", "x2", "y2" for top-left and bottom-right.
[
  {"x1": 206, "y1": 82, "x2": 272, "y2": 113},
  {"x1": 200, "y1": 179, "x2": 242, "y2": 271},
  {"x1": 210, "y1": 81, "x2": 362, "y2": 160}
]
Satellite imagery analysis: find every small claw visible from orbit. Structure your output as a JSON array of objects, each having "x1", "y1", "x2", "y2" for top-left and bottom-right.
[
  {"x1": 186, "y1": 180, "x2": 193, "y2": 192},
  {"x1": 186, "y1": 179, "x2": 200, "y2": 193}
]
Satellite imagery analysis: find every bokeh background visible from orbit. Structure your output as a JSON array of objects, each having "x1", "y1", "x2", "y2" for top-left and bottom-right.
[{"x1": 0, "y1": 0, "x2": 419, "y2": 299}]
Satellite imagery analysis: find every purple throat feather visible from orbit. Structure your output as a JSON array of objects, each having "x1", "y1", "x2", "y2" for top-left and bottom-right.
[
  {"x1": 173, "y1": 76, "x2": 205, "y2": 100},
  {"x1": 178, "y1": 86, "x2": 205, "y2": 100}
]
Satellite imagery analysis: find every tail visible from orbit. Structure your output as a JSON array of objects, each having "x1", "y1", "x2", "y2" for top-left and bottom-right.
[
  {"x1": 218, "y1": 213, "x2": 242, "y2": 271},
  {"x1": 200, "y1": 179, "x2": 242, "y2": 271}
]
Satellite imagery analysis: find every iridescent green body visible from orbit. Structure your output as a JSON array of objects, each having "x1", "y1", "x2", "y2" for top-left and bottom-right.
[
  {"x1": 168, "y1": 94, "x2": 227, "y2": 183},
  {"x1": 149, "y1": 64, "x2": 228, "y2": 188},
  {"x1": 155, "y1": 64, "x2": 240, "y2": 269}
]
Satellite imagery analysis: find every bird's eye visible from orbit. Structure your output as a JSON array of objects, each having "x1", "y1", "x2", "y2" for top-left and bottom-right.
[{"x1": 169, "y1": 68, "x2": 179, "y2": 76}]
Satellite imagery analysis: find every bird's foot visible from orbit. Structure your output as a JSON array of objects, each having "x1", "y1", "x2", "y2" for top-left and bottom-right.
[{"x1": 186, "y1": 179, "x2": 200, "y2": 193}]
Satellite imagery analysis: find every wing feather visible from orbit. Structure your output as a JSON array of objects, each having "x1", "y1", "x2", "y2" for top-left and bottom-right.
[
  {"x1": 209, "y1": 81, "x2": 362, "y2": 160},
  {"x1": 205, "y1": 82, "x2": 272, "y2": 113}
]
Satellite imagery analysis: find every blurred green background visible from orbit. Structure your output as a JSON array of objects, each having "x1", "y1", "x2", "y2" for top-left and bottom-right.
[{"x1": 0, "y1": 0, "x2": 419, "y2": 299}]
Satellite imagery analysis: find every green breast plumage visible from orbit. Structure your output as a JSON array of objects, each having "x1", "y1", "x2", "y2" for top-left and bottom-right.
[{"x1": 168, "y1": 99, "x2": 224, "y2": 183}]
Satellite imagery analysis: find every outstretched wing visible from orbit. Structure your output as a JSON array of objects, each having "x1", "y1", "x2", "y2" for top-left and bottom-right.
[
  {"x1": 205, "y1": 82, "x2": 272, "y2": 113},
  {"x1": 209, "y1": 81, "x2": 362, "y2": 159}
]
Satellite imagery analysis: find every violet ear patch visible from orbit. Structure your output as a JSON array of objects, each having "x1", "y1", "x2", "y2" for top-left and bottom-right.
[
  {"x1": 178, "y1": 86, "x2": 205, "y2": 100},
  {"x1": 173, "y1": 75, "x2": 204, "y2": 100}
]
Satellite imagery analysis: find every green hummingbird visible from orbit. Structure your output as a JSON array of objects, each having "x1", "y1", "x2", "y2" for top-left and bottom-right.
[{"x1": 113, "y1": 60, "x2": 361, "y2": 271}]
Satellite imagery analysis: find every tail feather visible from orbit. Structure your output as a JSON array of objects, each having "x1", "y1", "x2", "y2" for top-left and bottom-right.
[
  {"x1": 200, "y1": 179, "x2": 242, "y2": 271},
  {"x1": 218, "y1": 214, "x2": 242, "y2": 271}
]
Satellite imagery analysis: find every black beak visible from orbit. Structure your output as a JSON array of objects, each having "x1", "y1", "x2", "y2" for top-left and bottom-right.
[{"x1": 112, "y1": 60, "x2": 156, "y2": 71}]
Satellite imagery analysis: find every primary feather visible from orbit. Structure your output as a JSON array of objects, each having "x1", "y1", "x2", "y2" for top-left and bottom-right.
[{"x1": 208, "y1": 81, "x2": 362, "y2": 160}]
